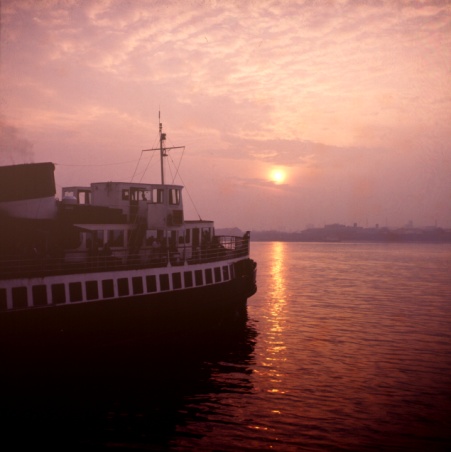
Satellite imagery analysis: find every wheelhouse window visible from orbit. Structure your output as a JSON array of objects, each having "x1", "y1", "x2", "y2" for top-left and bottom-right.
[
  {"x1": 131, "y1": 188, "x2": 150, "y2": 201},
  {"x1": 151, "y1": 188, "x2": 164, "y2": 204},
  {"x1": 169, "y1": 188, "x2": 180, "y2": 205}
]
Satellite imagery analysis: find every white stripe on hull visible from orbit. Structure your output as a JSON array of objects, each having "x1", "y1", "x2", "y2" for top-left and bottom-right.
[{"x1": 0, "y1": 258, "x2": 244, "y2": 312}]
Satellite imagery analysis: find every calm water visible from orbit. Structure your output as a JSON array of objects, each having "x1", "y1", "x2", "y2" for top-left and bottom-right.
[{"x1": 1, "y1": 242, "x2": 451, "y2": 451}]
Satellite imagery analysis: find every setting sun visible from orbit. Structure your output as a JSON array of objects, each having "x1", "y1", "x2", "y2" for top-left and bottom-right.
[{"x1": 270, "y1": 168, "x2": 286, "y2": 184}]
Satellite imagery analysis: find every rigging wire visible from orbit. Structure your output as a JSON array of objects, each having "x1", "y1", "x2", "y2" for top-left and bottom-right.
[
  {"x1": 55, "y1": 158, "x2": 140, "y2": 167},
  {"x1": 163, "y1": 134, "x2": 185, "y2": 184},
  {"x1": 169, "y1": 145, "x2": 185, "y2": 185},
  {"x1": 164, "y1": 137, "x2": 202, "y2": 221},
  {"x1": 132, "y1": 133, "x2": 160, "y2": 183},
  {"x1": 167, "y1": 154, "x2": 175, "y2": 183},
  {"x1": 134, "y1": 149, "x2": 157, "y2": 183},
  {"x1": 169, "y1": 164, "x2": 203, "y2": 221},
  {"x1": 129, "y1": 151, "x2": 144, "y2": 182}
]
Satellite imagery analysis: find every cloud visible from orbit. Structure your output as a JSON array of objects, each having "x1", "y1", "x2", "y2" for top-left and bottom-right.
[{"x1": 1, "y1": 0, "x2": 450, "y2": 228}]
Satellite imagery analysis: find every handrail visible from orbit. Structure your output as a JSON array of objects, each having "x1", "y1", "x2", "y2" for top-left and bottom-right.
[{"x1": 0, "y1": 235, "x2": 250, "y2": 280}]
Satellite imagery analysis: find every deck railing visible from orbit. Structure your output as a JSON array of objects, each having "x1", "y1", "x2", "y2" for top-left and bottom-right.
[{"x1": 0, "y1": 235, "x2": 250, "y2": 280}]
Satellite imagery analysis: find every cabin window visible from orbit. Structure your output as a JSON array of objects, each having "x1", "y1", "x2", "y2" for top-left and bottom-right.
[
  {"x1": 79, "y1": 190, "x2": 91, "y2": 205},
  {"x1": 169, "y1": 231, "x2": 177, "y2": 248},
  {"x1": 169, "y1": 188, "x2": 180, "y2": 205},
  {"x1": 195, "y1": 270, "x2": 203, "y2": 286},
  {"x1": 132, "y1": 277, "x2": 144, "y2": 295},
  {"x1": 0, "y1": 288, "x2": 7, "y2": 311},
  {"x1": 118, "y1": 278, "x2": 129, "y2": 296},
  {"x1": 172, "y1": 272, "x2": 182, "y2": 289},
  {"x1": 146, "y1": 275, "x2": 157, "y2": 292},
  {"x1": 122, "y1": 189, "x2": 130, "y2": 200},
  {"x1": 12, "y1": 287, "x2": 27, "y2": 309},
  {"x1": 185, "y1": 229, "x2": 191, "y2": 243},
  {"x1": 32, "y1": 285, "x2": 47, "y2": 307},
  {"x1": 151, "y1": 188, "x2": 164, "y2": 204},
  {"x1": 160, "y1": 274, "x2": 170, "y2": 291},
  {"x1": 202, "y1": 228, "x2": 211, "y2": 242},
  {"x1": 94, "y1": 230, "x2": 104, "y2": 247},
  {"x1": 69, "y1": 282, "x2": 83, "y2": 302},
  {"x1": 146, "y1": 230, "x2": 157, "y2": 243},
  {"x1": 193, "y1": 228, "x2": 200, "y2": 248},
  {"x1": 205, "y1": 269, "x2": 213, "y2": 285},
  {"x1": 222, "y1": 266, "x2": 230, "y2": 281},
  {"x1": 108, "y1": 230, "x2": 124, "y2": 247},
  {"x1": 102, "y1": 280, "x2": 115, "y2": 298},
  {"x1": 52, "y1": 284, "x2": 66, "y2": 304},
  {"x1": 214, "y1": 267, "x2": 222, "y2": 283},
  {"x1": 86, "y1": 281, "x2": 99, "y2": 300},
  {"x1": 63, "y1": 190, "x2": 74, "y2": 198},
  {"x1": 184, "y1": 271, "x2": 193, "y2": 288}
]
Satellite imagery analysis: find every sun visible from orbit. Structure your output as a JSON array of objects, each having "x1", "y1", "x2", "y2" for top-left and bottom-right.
[{"x1": 270, "y1": 168, "x2": 286, "y2": 184}]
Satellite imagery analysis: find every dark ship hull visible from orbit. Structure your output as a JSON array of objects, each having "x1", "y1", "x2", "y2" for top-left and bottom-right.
[{"x1": 0, "y1": 259, "x2": 256, "y2": 345}]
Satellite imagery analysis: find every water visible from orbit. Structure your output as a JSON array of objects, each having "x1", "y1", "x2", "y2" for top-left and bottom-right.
[{"x1": 1, "y1": 242, "x2": 451, "y2": 451}]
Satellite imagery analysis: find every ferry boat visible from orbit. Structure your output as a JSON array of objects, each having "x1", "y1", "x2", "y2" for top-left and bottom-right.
[{"x1": 0, "y1": 119, "x2": 257, "y2": 344}]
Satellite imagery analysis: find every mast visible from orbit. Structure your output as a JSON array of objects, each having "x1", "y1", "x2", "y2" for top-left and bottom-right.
[
  {"x1": 159, "y1": 111, "x2": 166, "y2": 185},
  {"x1": 143, "y1": 111, "x2": 184, "y2": 186}
]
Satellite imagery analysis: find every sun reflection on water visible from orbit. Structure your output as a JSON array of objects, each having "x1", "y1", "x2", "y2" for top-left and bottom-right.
[
  {"x1": 269, "y1": 241, "x2": 287, "y2": 329},
  {"x1": 257, "y1": 242, "x2": 289, "y2": 399}
]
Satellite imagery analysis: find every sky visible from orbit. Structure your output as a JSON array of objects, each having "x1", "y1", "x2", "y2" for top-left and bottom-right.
[{"x1": 1, "y1": 0, "x2": 450, "y2": 231}]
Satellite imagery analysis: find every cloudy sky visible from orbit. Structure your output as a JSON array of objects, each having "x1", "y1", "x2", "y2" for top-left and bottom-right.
[{"x1": 1, "y1": 0, "x2": 450, "y2": 230}]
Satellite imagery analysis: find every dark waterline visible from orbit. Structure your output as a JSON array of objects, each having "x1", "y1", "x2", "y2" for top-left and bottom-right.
[{"x1": 1, "y1": 242, "x2": 450, "y2": 451}]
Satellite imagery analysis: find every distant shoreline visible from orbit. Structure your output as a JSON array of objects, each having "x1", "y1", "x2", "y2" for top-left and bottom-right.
[
  {"x1": 251, "y1": 238, "x2": 451, "y2": 243},
  {"x1": 216, "y1": 226, "x2": 451, "y2": 244}
]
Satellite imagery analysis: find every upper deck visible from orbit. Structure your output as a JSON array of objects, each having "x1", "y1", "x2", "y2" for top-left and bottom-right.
[{"x1": 62, "y1": 182, "x2": 184, "y2": 227}]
